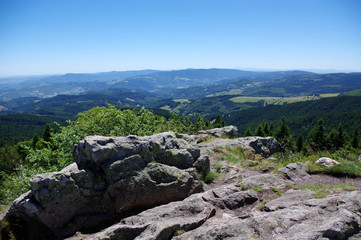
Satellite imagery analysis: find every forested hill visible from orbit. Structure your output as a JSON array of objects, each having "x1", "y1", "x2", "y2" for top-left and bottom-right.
[
  {"x1": 0, "y1": 114, "x2": 63, "y2": 147},
  {"x1": 1, "y1": 88, "x2": 161, "y2": 119},
  {"x1": 243, "y1": 73, "x2": 361, "y2": 97},
  {"x1": 224, "y1": 96, "x2": 361, "y2": 137}
]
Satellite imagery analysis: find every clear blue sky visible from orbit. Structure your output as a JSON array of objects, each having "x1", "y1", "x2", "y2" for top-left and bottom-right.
[{"x1": 0, "y1": 0, "x2": 360, "y2": 76}]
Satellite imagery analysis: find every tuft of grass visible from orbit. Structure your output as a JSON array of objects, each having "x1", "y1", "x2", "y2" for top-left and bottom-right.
[
  {"x1": 215, "y1": 161, "x2": 223, "y2": 173},
  {"x1": 271, "y1": 187, "x2": 284, "y2": 196},
  {"x1": 252, "y1": 186, "x2": 263, "y2": 193},
  {"x1": 258, "y1": 204, "x2": 265, "y2": 211},
  {"x1": 239, "y1": 185, "x2": 249, "y2": 191},
  {"x1": 292, "y1": 184, "x2": 358, "y2": 198},
  {"x1": 198, "y1": 171, "x2": 219, "y2": 184}
]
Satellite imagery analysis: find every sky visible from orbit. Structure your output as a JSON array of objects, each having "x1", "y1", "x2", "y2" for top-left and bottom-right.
[{"x1": 0, "y1": 0, "x2": 360, "y2": 77}]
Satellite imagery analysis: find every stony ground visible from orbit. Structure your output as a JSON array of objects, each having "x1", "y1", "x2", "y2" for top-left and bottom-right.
[
  {"x1": 205, "y1": 150, "x2": 361, "y2": 191},
  {"x1": 3, "y1": 127, "x2": 361, "y2": 240}
]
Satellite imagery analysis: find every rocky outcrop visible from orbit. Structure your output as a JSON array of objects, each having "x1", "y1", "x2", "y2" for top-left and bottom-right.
[
  {"x1": 76, "y1": 185, "x2": 258, "y2": 240},
  {"x1": 174, "y1": 189, "x2": 361, "y2": 240},
  {"x1": 67, "y1": 171, "x2": 361, "y2": 240},
  {"x1": 3, "y1": 127, "x2": 285, "y2": 239},
  {"x1": 5, "y1": 132, "x2": 205, "y2": 239},
  {"x1": 198, "y1": 136, "x2": 280, "y2": 157}
]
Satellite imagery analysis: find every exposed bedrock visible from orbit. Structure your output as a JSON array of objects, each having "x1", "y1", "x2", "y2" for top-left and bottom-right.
[{"x1": 3, "y1": 126, "x2": 284, "y2": 239}]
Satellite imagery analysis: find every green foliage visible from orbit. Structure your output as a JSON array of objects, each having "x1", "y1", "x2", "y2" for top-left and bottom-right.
[
  {"x1": 216, "y1": 146, "x2": 245, "y2": 164},
  {"x1": 307, "y1": 161, "x2": 361, "y2": 178},
  {"x1": 213, "y1": 114, "x2": 225, "y2": 128},
  {"x1": 244, "y1": 128, "x2": 252, "y2": 137},
  {"x1": 0, "y1": 114, "x2": 62, "y2": 147},
  {"x1": 0, "y1": 165, "x2": 43, "y2": 202},
  {"x1": 42, "y1": 123, "x2": 52, "y2": 142},
  {"x1": 224, "y1": 96, "x2": 361, "y2": 140},
  {"x1": 254, "y1": 125, "x2": 265, "y2": 137},
  {"x1": 296, "y1": 135, "x2": 304, "y2": 152},
  {"x1": 275, "y1": 117, "x2": 290, "y2": 142},
  {"x1": 0, "y1": 145, "x2": 22, "y2": 179},
  {"x1": 239, "y1": 185, "x2": 249, "y2": 190},
  {"x1": 308, "y1": 119, "x2": 326, "y2": 150},
  {"x1": 215, "y1": 161, "x2": 223, "y2": 173},
  {"x1": 351, "y1": 128, "x2": 359, "y2": 149}
]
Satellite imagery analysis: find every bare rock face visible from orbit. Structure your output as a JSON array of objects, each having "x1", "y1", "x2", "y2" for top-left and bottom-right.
[
  {"x1": 5, "y1": 132, "x2": 205, "y2": 239},
  {"x1": 68, "y1": 172, "x2": 361, "y2": 240},
  {"x1": 197, "y1": 125, "x2": 238, "y2": 138},
  {"x1": 198, "y1": 136, "x2": 281, "y2": 157},
  {"x1": 79, "y1": 185, "x2": 258, "y2": 240},
  {"x1": 173, "y1": 189, "x2": 361, "y2": 240}
]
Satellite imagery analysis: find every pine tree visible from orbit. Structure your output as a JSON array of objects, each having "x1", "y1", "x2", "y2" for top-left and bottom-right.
[
  {"x1": 269, "y1": 123, "x2": 274, "y2": 136},
  {"x1": 43, "y1": 123, "x2": 52, "y2": 142},
  {"x1": 244, "y1": 128, "x2": 252, "y2": 137},
  {"x1": 296, "y1": 135, "x2": 303, "y2": 152},
  {"x1": 275, "y1": 117, "x2": 290, "y2": 142},
  {"x1": 262, "y1": 122, "x2": 270, "y2": 136},
  {"x1": 351, "y1": 128, "x2": 359, "y2": 149},
  {"x1": 32, "y1": 135, "x2": 39, "y2": 149},
  {"x1": 213, "y1": 114, "x2": 225, "y2": 128},
  {"x1": 327, "y1": 129, "x2": 338, "y2": 150},
  {"x1": 335, "y1": 124, "x2": 345, "y2": 149},
  {"x1": 254, "y1": 125, "x2": 265, "y2": 137},
  {"x1": 308, "y1": 118, "x2": 326, "y2": 150}
]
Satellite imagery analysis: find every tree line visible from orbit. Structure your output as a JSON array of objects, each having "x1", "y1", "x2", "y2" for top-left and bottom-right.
[{"x1": 245, "y1": 117, "x2": 360, "y2": 153}]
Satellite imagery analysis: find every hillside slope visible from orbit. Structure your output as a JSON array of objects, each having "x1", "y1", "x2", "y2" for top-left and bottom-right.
[{"x1": 224, "y1": 96, "x2": 361, "y2": 136}]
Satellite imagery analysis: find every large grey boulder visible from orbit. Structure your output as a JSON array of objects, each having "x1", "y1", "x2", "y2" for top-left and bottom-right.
[
  {"x1": 278, "y1": 162, "x2": 310, "y2": 181},
  {"x1": 5, "y1": 132, "x2": 204, "y2": 239},
  {"x1": 238, "y1": 137, "x2": 281, "y2": 157}
]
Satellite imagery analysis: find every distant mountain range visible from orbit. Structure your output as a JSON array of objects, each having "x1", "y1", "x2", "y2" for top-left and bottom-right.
[
  {"x1": 1, "y1": 68, "x2": 361, "y2": 121},
  {"x1": 0, "y1": 68, "x2": 313, "y2": 101},
  {"x1": 1, "y1": 68, "x2": 361, "y2": 147}
]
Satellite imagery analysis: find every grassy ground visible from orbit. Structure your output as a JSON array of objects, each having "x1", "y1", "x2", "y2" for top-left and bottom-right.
[
  {"x1": 213, "y1": 145, "x2": 361, "y2": 178},
  {"x1": 292, "y1": 184, "x2": 358, "y2": 198}
]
